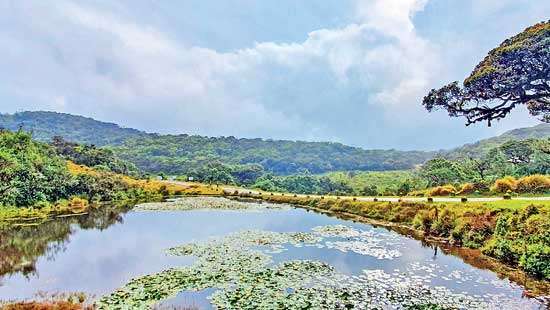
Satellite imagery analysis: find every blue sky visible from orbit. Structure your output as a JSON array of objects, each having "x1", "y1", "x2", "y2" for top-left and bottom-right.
[{"x1": 0, "y1": 0, "x2": 548, "y2": 150}]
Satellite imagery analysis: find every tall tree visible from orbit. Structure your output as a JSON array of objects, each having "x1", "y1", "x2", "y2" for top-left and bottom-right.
[{"x1": 423, "y1": 21, "x2": 549, "y2": 126}]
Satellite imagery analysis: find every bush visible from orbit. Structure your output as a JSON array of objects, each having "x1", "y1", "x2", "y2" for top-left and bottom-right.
[
  {"x1": 482, "y1": 238, "x2": 519, "y2": 265},
  {"x1": 520, "y1": 243, "x2": 550, "y2": 279},
  {"x1": 428, "y1": 185, "x2": 456, "y2": 196},
  {"x1": 458, "y1": 183, "x2": 476, "y2": 195},
  {"x1": 69, "y1": 197, "x2": 88, "y2": 207},
  {"x1": 491, "y1": 176, "x2": 517, "y2": 193},
  {"x1": 515, "y1": 175, "x2": 550, "y2": 194},
  {"x1": 430, "y1": 208, "x2": 456, "y2": 236},
  {"x1": 412, "y1": 210, "x2": 432, "y2": 231}
]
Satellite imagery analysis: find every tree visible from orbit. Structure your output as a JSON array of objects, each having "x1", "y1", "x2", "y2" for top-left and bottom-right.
[
  {"x1": 231, "y1": 164, "x2": 264, "y2": 185},
  {"x1": 466, "y1": 156, "x2": 491, "y2": 181},
  {"x1": 423, "y1": 21, "x2": 549, "y2": 126},
  {"x1": 535, "y1": 138, "x2": 550, "y2": 155},
  {"x1": 397, "y1": 181, "x2": 411, "y2": 196},
  {"x1": 420, "y1": 158, "x2": 465, "y2": 187},
  {"x1": 361, "y1": 184, "x2": 378, "y2": 196},
  {"x1": 500, "y1": 140, "x2": 534, "y2": 165}
]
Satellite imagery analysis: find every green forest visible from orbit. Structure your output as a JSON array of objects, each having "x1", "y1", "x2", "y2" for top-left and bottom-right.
[
  {"x1": 0, "y1": 130, "x2": 164, "y2": 210},
  {"x1": 0, "y1": 111, "x2": 434, "y2": 175},
  {"x1": 1, "y1": 111, "x2": 549, "y2": 197}
]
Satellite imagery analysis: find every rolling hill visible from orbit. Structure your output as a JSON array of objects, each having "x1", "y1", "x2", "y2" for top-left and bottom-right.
[
  {"x1": 1, "y1": 111, "x2": 548, "y2": 175},
  {"x1": 0, "y1": 111, "x2": 434, "y2": 175},
  {"x1": 443, "y1": 123, "x2": 550, "y2": 159}
]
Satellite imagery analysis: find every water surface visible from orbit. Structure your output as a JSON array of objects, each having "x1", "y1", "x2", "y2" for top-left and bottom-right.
[{"x1": 0, "y1": 198, "x2": 547, "y2": 308}]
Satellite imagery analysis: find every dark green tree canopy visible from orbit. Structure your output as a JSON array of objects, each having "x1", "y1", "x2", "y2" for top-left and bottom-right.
[{"x1": 423, "y1": 21, "x2": 549, "y2": 126}]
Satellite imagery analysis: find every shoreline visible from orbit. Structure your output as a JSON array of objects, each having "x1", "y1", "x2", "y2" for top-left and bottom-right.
[{"x1": 227, "y1": 193, "x2": 550, "y2": 298}]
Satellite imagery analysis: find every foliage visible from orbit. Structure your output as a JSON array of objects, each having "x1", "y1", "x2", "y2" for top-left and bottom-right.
[
  {"x1": 50, "y1": 136, "x2": 139, "y2": 176},
  {"x1": 519, "y1": 244, "x2": 550, "y2": 279},
  {"x1": 257, "y1": 193, "x2": 550, "y2": 279},
  {"x1": 0, "y1": 130, "x2": 218, "y2": 215},
  {"x1": 423, "y1": 21, "x2": 550, "y2": 125},
  {"x1": 491, "y1": 176, "x2": 518, "y2": 193},
  {"x1": 443, "y1": 124, "x2": 550, "y2": 160},
  {"x1": 515, "y1": 175, "x2": 550, "y2": 194},
  {"x1": 324, "y1": 170, "x2": 426, "y2": 196},
  {"x1": 252, "y1": 173, "x2": 352, "y2": 195},
  {"x1": 419, "y1": 158, "x2": 466, "y2": 187},
  {"x1": 0, "y1": 111, "x2": 435, "y2": 175},
  {"x1": 0, "y1": 130, "x2": 72, "y2": 207},
  {"x1": 428, "y1": 185, "x2": 457, "y2": 197}
]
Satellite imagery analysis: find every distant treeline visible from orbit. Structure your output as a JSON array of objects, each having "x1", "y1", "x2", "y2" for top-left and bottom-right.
[
  {"x1": 249, "y1": 138, "x2": 550, "y2": 196},
  {"x1": 0, "y1": 111, "x2": 434, "y2": 175}
]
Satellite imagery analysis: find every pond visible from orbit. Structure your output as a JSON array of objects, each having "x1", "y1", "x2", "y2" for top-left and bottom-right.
[{"x1": 0, "y1": 197, "x2": 548, "y2": 309}]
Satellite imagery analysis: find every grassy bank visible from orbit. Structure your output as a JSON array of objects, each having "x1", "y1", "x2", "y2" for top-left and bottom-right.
[{"x1": 232, "y1": 192, "x2": 550, "y2": 280}]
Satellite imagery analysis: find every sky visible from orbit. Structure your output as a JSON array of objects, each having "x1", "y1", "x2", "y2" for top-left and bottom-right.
[{"x1": 0, "y1": 0, "x2": 549, "y2": 150}]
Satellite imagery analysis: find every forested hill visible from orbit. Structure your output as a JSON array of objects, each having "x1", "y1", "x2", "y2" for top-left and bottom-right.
[
  {"x1": 443, "y1": 123, "x2": 550, "y2": 159},
  {"x1": 0, "y1": 111, "x2": 145, "y2": 146},
  {"x1": 0, "y1": 111, "x2": 433, "y2": 174},
  {"x1": 2, "y1": 111, "x2": 548, "y2": 175}
]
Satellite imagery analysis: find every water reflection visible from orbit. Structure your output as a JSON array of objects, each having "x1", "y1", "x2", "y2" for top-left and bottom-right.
[
  {"x1": 0, "y1": 199, "x2": 547, "y2": 308},
  {"x1": 0, "y1": 204, "x2": 131, "y2": 280}
]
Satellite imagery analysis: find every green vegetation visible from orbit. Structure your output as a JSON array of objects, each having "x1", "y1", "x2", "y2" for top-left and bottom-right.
[
  {"x1": 417, "y1": 138, "x2": 550, "y2": 196},
  {"x1": 324, "y1": 170, "x2": 425, "y2": 196},
  {"x1": 0, "y1": 129, "x2": 151, "y2": 209},
  {"x1": 51, "y1": 136, "x2": 140, "y2": 177},
  {"x1": 0, "y1": 129, "x2": 73, "y2": 207},
  {"x1": 0, "y1": 111, "x2": 145, "y2": 146},
  {"x1": 0, "y1": 130, "x2": 217, "y2": 227},
  {"x1": 252, "y1": 173, "x2": 352, "y2": 195},
  {"x1": 245, "y1": 193, "x2": 550, "y2": 280},
  {"x1": 0, "y1": 111, "x2": 435, "y2": 175},
  {"x1": 99, "y1": 227, "x2": 490, "y2": 309},
  {"x1": 249, "y1": 137, "x2": 549, "y2": 197},
  {"x1": 443, "y1": 123, "x2": 550, "y2": 159},
  {"x1": 3, "y1": 112, "x2": 548, "y2": 194},
  {"x1": 423, "y1": 20, "x2": 549, "y2": 125}
]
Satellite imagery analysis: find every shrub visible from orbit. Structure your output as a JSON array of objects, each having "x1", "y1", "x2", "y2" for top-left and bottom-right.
[
  {"x1": 482, "y1": 238, "x2": 519, "y2": 265},
  {"x1": 430, "y1": 208, "x2": 456, "y2": 236},
  {"x1": 428, "y1": 185, "x2": 456, "y2": 196},
  {"x1": 520, "y1": 243, "x2": 550, "y2": 279},
  {"x1": 412, "y1": 210, "x2": 432, "y2": 231},
  {"x1": 68, "y1": 197, "x2": 88, "y2": 209},
  {"x1": 491, "y1": 176, "x2": 517, "y2": 193},
  {"x1": 515, "y1": 175, "x2": 550, "y2": 194},
  {"x1": 458, "y1": 183, "x2": 476, "y2": 195}
]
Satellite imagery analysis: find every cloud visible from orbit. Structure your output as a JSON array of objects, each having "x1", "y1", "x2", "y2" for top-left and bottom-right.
[{"x1": 0, "y1": 0, "x2": 545, "y2": 149}]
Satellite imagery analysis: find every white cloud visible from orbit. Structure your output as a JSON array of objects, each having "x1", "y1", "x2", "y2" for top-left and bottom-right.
[{"x1": 0, "y1": 0, "x2": 543, "y2": 149}]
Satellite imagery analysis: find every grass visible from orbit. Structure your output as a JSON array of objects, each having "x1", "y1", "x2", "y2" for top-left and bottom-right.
[
  {"x1": 226, "y1": 191, "x2": 550, "y2": 280},
  {"x1": 324, "y1": 170, "x2": 425, "y2": 194}
]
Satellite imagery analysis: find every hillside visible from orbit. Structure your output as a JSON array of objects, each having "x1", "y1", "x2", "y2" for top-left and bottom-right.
[
  {"x1": 2, "y1": 111, "x2": 548, "y2": 175},
  {"x1": 443, "y1": 123, "x2": 550, "y2": 158},
  {"x1": 0, "y1": 111, "x2": 145, "y2": 146},
  {"x1": 0, "y1": 111, "x2": 434, "y2": 175}
]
